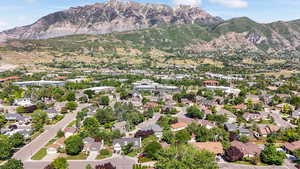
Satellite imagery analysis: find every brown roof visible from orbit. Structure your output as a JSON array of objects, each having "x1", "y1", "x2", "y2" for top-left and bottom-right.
[
  {"x1": 232, "y1": 104, "x2": 247, "y2": 110},
  {"x1": 203, "y1": 80, "x2": 219, "y2": 83},
  {"x1": 284, "y1": 140, "x2": 300, "y2": 152},
  {"x1": 48, "y1": 144, "x2": 60, "y2": 149},
  {"x1": 171, "y1": 122, "x2": 187, "y2": 129},
  {"x1": 231, "y1": 141, "x2": 261, "y2": 156},
  {"x1": 55, "y1": 137, "x2": 65, "y2": 145},
  {"x1": 190, "y1": 142, "x2": 224, "y2": 154},
  {"x1": 64, "y1": 127, "x2": 77, "y2": 133}
]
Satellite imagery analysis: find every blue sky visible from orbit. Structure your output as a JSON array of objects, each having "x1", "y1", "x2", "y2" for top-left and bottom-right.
[{"x1": 0, "y1": 0, "x2": 299, "y2": 31}]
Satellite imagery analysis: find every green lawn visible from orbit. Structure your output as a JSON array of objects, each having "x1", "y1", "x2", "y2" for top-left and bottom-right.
[
  {"x1": 65, "y1": 153, "x2": 87, "y2": 160},
  {"x1": 67, "y1": 120, "x2": 77, "y2": 127},
  {"x1": 45, "y1": 138, "x2": 57, "y2": 147},
  {"x1": 127, "y1": 150, "x2": 139, "y2": 157},
  {"x1": 96, "y1": 151, "x2": 113, "y2": 160},
  {"x1": 31, "y1": 148, "x2": 47, "y2": 160}
]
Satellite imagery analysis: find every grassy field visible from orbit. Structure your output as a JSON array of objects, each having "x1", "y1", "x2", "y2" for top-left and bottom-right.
[{"x1": 31, "y1": 148, "x2": 47, "y2": 160}]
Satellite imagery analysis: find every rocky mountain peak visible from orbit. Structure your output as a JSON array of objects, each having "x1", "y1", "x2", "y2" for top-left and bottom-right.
[{"x1": 0, "y1": 0, "x2": 223, "y2": 42}]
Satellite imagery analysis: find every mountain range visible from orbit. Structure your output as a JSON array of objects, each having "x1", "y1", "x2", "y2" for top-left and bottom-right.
[{"x1": 0, "y1": 0, "x2": 300, "y2": 69}]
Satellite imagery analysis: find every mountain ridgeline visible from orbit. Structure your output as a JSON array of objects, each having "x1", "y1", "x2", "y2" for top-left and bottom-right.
[{"x1": 1, "y1": 0, "x2": 300, "y2": 58}]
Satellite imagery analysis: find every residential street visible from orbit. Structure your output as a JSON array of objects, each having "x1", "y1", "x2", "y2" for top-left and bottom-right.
[
  {"x1": 13, "y1": 103, "x2": 88, "y2": 161},
  {"x1": 23, "y1": 156, "x2": 136, "y2": 169},
  {"x1": 219, "y1": 162, "x2": 296, "y2": 169}
]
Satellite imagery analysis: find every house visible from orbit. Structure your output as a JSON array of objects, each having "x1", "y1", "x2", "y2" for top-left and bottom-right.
[
  {"x1": 257, "y1": 124, "x2": 280, "y2": 137},
  {"x1": 216, "y1": 107, "x2": 236, "y2": 123},
  {"x1": 292, "y1": 109, "x2": 300, "y2": 119},
  {"x1": 232, "y1": 104, "x2": 247, "y2": 111},
  {"x1": 47, "y1": 137, "x2": 65, "y2": 154},
  {"x1": 203, "y1": 80, "x2": 219, "y2": 86},
  {"x1": 112, "y1": 138, "x2": 142, "y2": 153},
  {"x1": 141, "y1": 124, "x2": 163, "y2": 139},
  {"x1": 246, "y1": 95, "x2": 260, "y2": 104},
  {"x1": 5, "y1": 113, "x2": 25, "y2": 122},
  {"x1": 284, "y1": 140, "x2": 300, "y2": 153},
  {"x1": 197, "y1": 119, "x2": 216, "y2": 129},
  {"x1": 64, "y1": 127, "x2": 77, "y2": 138},
  {"x1": 238, "y1": 128, "x2": 252, "y2": 137},
  {"x1": 242, "y1": 112, "x2": 270, "y2": 122},
  {"x1": 224, "y1": 123, "x2": 238, "y2": 132},
  {"x1": 144, "y1": 102, "x2": 159, "y2": 109},
  {"x1": 112, "y1": 121, "x2": 127, "y2": 134},
  {"x1": 171, "y1": 122, "x2": 188, "y2": 131},
  {"x1": 83, "y1": 137, "x2": 104, "y2": 155},
  {"x1": 44, "y1": 109, "x2": 60, "y2": 119},
  {"x1": 14, "y1": 98, "x2": 33, "y2": 107},
  {"x1": 190, "y1": 142, "x2": 224, "y2": 155},
  {"x1": 231, "y1": 141, "x2": 261, "y2": 157}
]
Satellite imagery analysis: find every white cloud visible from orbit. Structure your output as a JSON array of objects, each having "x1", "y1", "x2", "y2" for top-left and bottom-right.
[
  {"x1": 172, "y1": 0, "x2": 202, "y2": 7},
  {"x1": 209, "y1": 0, "x2": 248, "y2": 8},
  {"x1": 0, "y1": 20, "x2": 10, "y2": 31}
]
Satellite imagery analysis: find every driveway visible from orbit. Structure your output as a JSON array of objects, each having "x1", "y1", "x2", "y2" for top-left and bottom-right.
[
  {"x1": 13, "y1": 103, "x2": 88, "y2": 161},
  {"x1": 271, "y1": 110, "x2": 295, "y2": 128}
]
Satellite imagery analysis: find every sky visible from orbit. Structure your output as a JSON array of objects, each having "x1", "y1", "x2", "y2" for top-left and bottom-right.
[{"x1": 0, "y1": 0, "x2": 299, "y2": 31}]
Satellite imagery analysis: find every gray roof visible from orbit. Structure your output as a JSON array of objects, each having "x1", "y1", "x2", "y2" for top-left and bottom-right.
[
  {"x1": 44, "y1": 109, "x2": 59, "y2": 114},
  {"x1": 83, "y1": 137, "x2": 95, "y2": 144},
  {"x1": 113, "y1": 138, "x2": 141, "y2": 148},
  {"x1": 141, "y1": 124, "x2": 163, "y2": 132},
  {"x1": 90, "y1": 142, "x2": 102, "y2": 151},
  {"x1": 224, "y1": 123, "x2": 238, "y2": 132},
  {"x1": 239, "y1": 128, "x2": 251, "y2": 134},
  {"x1": 5, "y1": 113, "x2": 23, "y2": 121}
]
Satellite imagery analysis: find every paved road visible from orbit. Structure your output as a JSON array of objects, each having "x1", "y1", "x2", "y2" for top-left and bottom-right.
[
  {"x1": 271, "y1": 110, "x2": 295, "y2": 128},
  {"x1": 13, "y1": 104, "x2": 88, "y2": 161},
  {"x1": 219, "y1": 162, "x2": 295, "y2": 169},
  {"x1": 24, "y1": 156, "x2": 135, "y2": 169}
]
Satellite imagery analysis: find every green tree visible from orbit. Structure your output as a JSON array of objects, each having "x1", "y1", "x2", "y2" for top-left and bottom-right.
[
  {"x1": 99, "y1": 96, "x2": 110, "y2": 106},
  {"x1": 9, "y1": 133, "x2": 25, "y2": 148},
  {"x1": 65, "y1": 101, "x2": 78, "y2": 111},
  {"x1": 32, "y1": 110, "x2": 48, "y2": 126},
  {"x1": 0, "y1": 159, "x2": 23, "y2": 169},
  {"x1": 95, "y1": 108, "x2": 115, "y2": 125},
  {"x1": 51, "y1": 157, "x2": 69, "y2": 169},
  {"x1": 56, "y1": 130, "x2": 65, "y2": 138},
  {"x1": 122, "y1": 143, "x2": 134, "y2": 155},
  {"x1": 0, "y1": 140, "x2": 12, "y2": 160},
  {"x1": 186, "y1": 106, "x2": 204, "y2": 119},
  {"x1": 83, "y1": 117, "x2": 99, "y2": 130},
  {"x1": 65, "y1": 92, "x2": 76, "y2": 101},
  {"x1": 143, "y1": 141, "x2": 162, "y2": 160},
  {"x1": 0, "y1": 114, "x2": 7, "y2": 128},
  {"x1": 162, "y1": 130, "x2": 175, "y2": 144},
  {"x1": 64, "y1": 135, "x2": 83, "y2": 155},
  {"x1": 175, "y1": 129, "x2": 191, "y2": 144},
  {"x1": 85, "y1": 164, "x2": 93, "y2": 169},
  {"x1": 155, "y1": 145, "x2": 218, "y2": 169},
  {"x1": 84, "y1": 90, "x2": 95, "y2": 99},
  {"x1": 260, "y1": 143, "x2": 285, "y2": 165}
]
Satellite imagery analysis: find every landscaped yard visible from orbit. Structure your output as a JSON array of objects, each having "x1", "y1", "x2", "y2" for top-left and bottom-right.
[
  {"x1": 31, "y1": 148, "x2": 47, "y2": 160},
  {"x1": 65, "y1": 152, "x2": 87, "y2": 160},
  {"x1": 96, "y1": 150, "x2": 113, "y2": 160}
]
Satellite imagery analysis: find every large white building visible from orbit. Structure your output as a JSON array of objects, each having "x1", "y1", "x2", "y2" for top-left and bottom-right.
[
  {"x1": 13, "y1": 81, "x2": 65, "y2": 87},
  {"x1": 84, "y1": 86, "x2": 115, "y2": 93}
]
